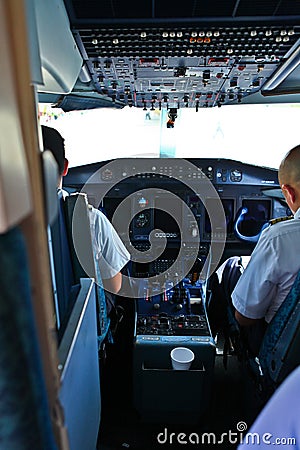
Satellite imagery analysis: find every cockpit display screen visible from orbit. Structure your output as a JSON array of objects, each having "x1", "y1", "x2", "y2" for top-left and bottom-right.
[
  {"x1": 204, "y1": 198, "x2": 235, "y2": 237},
  {"x1": 154, "y1": 196, "x2": 181, "y2": 240},
  {"x1": 240, "y1": 198, "x2": 271, "y2": 236}
]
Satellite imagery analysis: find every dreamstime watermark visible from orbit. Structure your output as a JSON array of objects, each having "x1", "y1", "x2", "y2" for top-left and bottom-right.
[
  {"x1": 156, "y1": 422, "x2": 297, "y2": 446},
  {"x1": 71, "y1": 158, "x2": 227, "y2": 298}
]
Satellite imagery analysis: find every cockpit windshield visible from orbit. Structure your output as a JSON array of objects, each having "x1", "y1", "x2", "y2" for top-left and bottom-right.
[{"x1": 39, "y1": 102, "x2": 300, "y2": 169}]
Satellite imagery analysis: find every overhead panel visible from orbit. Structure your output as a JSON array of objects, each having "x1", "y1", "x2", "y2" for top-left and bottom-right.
[
  {"x1": 73, "y1": 23, "x2": 300, "y2": 108},
  {"x1": 63, "y1": 0, "x2": 300, "y2": 108}
]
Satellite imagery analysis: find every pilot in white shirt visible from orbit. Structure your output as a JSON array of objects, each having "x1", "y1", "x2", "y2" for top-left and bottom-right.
[
  {"x1": 42, "y1": 125, "x2": 130, "y2": 294},
  {"x1": 89, "y1": 204, "x2": 130, "y2": 283},
  {"x1": 233, "y1": 145, "x2": 300, "y2": 333},
  {"x1": 209, "y1": 144, "x2": 300, "y2": 355},
  {"x1": 232, "y1": 207, "x2": 300, "y2": 324}
]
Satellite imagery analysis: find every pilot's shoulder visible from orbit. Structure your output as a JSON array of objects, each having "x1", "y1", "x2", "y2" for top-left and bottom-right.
[{"x1": 269, "y1": 215, "x2": 294, "y2": 226}]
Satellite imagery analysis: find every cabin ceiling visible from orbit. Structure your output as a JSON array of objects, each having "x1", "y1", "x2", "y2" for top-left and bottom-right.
[
  {"x1": 65, "y1": 0, "x2": 300, "y2": 21},
  {"x1": 50, "y1": 0, "x2": 300, "y2": 111}
]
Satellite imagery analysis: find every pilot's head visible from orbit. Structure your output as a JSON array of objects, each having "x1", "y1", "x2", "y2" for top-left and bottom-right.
[
  {"x1": 41, "y1": 125, "x2": 69, "y2": 180},
  {"x1": 279, "y1": 145, "x2": 300, "y2": 214}
]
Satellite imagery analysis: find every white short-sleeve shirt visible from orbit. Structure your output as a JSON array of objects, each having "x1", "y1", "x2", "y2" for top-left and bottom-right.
[
  {"x1": 232, "y1": 208, "x2": 300, "y2": 323},
  {"x1": 89, "y1": 206, "x2": 130, "y2": 280},
  {"x1": 238, "y1": 366, "x2": 300, "y2": 449}
]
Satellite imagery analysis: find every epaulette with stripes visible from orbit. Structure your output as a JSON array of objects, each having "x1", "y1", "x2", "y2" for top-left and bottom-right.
[{"x1": 269, "y1": 215, "x2": 294, "y2": 225}]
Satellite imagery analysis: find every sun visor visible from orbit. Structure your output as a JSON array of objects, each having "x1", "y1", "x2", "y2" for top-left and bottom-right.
[
  {"x1": 54, "y1": 93, "x2": 125, "y2": 112},
  {"x1": 32, "y1": 0, "x2": 83, "y2": 94}
]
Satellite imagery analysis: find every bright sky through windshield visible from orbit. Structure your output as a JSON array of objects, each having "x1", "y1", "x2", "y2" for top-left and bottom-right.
[{"x1": 39, "y1": 103, "x2": 300, "y2": 169}]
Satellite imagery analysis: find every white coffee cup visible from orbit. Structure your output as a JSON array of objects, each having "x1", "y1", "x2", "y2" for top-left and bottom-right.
[{"x1": 170, "y1": 347, "x2": 194, "y2": 370}]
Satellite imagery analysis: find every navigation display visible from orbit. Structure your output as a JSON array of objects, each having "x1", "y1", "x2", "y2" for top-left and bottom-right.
[
  {"x1": 154, "y1": 197, "x2": 181, "y2": 239},
  {"x1": 240, "y1": 199, "x2": 271, "y2": 236},
  {"x1": 204, "y1": 198, "x2": 235, "y2": 238}
]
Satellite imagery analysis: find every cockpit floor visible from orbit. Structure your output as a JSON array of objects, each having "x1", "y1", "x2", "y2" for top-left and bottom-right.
[{"x1": 97, "y1": 335, "x2": 261, "y2": 450}]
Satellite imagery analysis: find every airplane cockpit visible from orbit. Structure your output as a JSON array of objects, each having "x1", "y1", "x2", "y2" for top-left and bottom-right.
[
  {"x1": 1, "y1": 0, "x2": 300, "y2": 449},
  {"x1": 39, "y1": 0, "x2": 300, "y2": 447}
]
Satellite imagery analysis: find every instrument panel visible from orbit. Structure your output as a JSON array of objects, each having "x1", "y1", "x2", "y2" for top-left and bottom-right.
[
  {"x1": 65, "y1": 157, "x2": 279, "y2": 185},
  {"x1": 65, "y1": 158, "x2": 288, "y2": 279}
]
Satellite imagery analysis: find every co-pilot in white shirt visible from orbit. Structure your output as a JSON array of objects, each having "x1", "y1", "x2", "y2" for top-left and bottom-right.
[
  {"x1": 232, "y1": 208, "x2": 300, "y2": 323},
  {"x1": 61, "y1": 190, "x2": 130, "y2": 281},
  {"x1": 89, "y1": 205, "x2": 130, "y2": 280}
]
